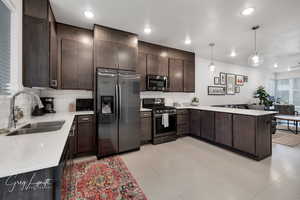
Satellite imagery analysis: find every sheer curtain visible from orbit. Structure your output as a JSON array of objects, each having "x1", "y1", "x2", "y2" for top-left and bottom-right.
[{"x1": 275, "y1": 78, "x2": 300, "y2": 111}]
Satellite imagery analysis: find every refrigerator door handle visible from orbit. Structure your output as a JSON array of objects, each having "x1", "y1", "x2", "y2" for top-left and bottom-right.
[
  {"x1": 98, "y1": 72, "x2": 117, "y2": 77},
  {"x1": 115, "y1": 84, "x2": 119, "y2": 119},
  {"x1": 118, "y1": 84, "x2": 121, "y2": 120}
]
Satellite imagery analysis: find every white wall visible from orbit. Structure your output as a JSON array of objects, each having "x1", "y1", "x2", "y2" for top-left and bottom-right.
[
  {"x1": 194, "y1": 56, "x2": 275, "y2": 105},
  {"x1": 275, "y1": 69, "x2": 300, "y2": 80}
]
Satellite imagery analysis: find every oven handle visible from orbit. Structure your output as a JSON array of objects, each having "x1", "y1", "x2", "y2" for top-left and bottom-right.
[{"x1": 154, "y1": 113, "x2": 177, "y2": 117}]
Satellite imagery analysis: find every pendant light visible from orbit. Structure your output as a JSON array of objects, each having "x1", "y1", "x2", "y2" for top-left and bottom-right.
[
  {"x1": 248, "y1": 26, "x2": 264, "y2": 67},
  {"x1": 208, "y1": 43, "x2": 216, "y2": 72}
]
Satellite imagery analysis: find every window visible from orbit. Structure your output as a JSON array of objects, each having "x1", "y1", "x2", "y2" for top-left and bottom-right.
[{"x1": 0, "y1": 0, "x2": 11, "y2": 95}]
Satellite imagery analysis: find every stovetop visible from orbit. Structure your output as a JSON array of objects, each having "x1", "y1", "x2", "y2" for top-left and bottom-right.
[{"x1": 142, "y1": 98, "x2": 176, "y2": 114}]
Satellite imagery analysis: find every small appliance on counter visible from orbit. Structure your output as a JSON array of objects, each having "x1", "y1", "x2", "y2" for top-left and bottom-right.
[
  {"x1": 76, "y1": 98, "x2": 94, "y2": 111},
  {"x1": 41, "y1": 97, "x2": 56, "y2": 113}
]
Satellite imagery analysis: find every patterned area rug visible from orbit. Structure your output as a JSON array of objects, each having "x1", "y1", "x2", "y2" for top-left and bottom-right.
[{"x1": 61, "y1": 156, "x2": 147, "y2": 200}]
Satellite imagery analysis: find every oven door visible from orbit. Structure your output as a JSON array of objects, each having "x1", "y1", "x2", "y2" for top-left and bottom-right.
[
  {"x1": 153, "y1": 114, "x2": 177, "y2": 137},
  {"x1": 146, "y1": 75, "x2": 168, "y2": 91}
]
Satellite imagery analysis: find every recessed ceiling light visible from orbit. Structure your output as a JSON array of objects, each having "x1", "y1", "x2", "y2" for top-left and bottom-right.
[
  {"x1": 84, "y1": 11, "x2": 94, "y2": 19},
  {"x1": 241, "y1": 7, "x2": 255, "y2": 16},
  {"x1": 144, "y1": 27, "x2": 152, "y2": 34},
  {"x1": 230, "y1": 50, "x2": 237, "y2": 57},
  {"x1": 287, "y1": 68, "x2": 291, "y2": 71},
  {"x1": 185, "y1": 38, "x2": 191, "y2": 45},
  {"x1": 274, "y1": 63, "x2": 278, "y2": 68}
]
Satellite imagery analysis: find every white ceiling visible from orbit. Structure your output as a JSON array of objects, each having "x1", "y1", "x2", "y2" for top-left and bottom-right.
[{"x1": 50, "y1": 0, "x2": 300, "y2": 72}]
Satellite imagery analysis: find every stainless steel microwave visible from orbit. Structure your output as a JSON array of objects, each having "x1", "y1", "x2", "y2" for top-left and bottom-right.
[{"x1": 146, "y1": 75, "x2": 168, "y2": 91}]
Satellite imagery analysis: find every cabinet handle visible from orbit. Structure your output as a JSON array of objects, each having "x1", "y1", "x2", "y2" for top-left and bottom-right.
[{"x1": 81, "y1": 117, "x2": 90, "y2": 121}]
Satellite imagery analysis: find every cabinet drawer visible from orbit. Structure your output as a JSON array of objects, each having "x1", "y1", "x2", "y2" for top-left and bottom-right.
[
  {"x1": 177, "y1": 109, "x2": 189, "y2": 115},
  {"x1": 177, "y1": 114, "x2": 189, "y2": 125},
  {"x1": 78, "y1": 115, "x2": 94, "y2": 123},
  {"x1": 140, "y1": 111, "x2": 152, "y2": 118}
]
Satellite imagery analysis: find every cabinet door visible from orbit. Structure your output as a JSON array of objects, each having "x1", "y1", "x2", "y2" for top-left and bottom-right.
[
  {"x1": 23, "y1": 16, "x2": 49, "y2": 87},
  {"x1": 77, "y1": 116, "x2": 96, "y2": 154},
  {"x1": 215, "y1": 112, "x2": 233, "y2": 146},
  {"x1": 77, "y1": 41, "x2": 93, "y2": 90},
  {"x1": 61, "y1": 39, "x2": 78, "y2": 89},
  {"x1": 169, "y1": 58, "x2": 184, "y2": 92},
  {"x1": 137, "y1": 52, "x2": 147, "y2": 91},
  {"x1": 118, "y1": 44, "x2": 137, "y2": 71},
  {"x1": 233, "y1": 115, "x2": 256, "y2": 155},
  {"x1": 190, "y1": 110, "x2": 201, "y2": 137},
  {"x1": 140, "y1": 116, "x2": 152, "y2": 143},
  {"x1": 147, "y1": 54, "x2": 159, "y2": 75},
  {"x1": 69, "y1": 121, "x2": 77, "y2": 158},
  {"x1": 200, "y1": 111, "x2": 215, "y2": 141},
  {"x1": 184, "y1": 59, "x2": 195, "y2": 92},
  {"x1": 49, "y1": 8, "x2": 58, "y2": 88},
  {"x1": 158, "y1": 55, "x2": 169, "y2": 76},
  {"x1": 23, "y1": 0, "x2": 48, "y2": 19},
  {"x1": 94, "y1": 40, "x2": 118, "y2": 69}
]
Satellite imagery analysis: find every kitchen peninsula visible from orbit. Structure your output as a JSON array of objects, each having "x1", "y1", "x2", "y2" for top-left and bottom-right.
[{"x1": 175, "y1": 106, "x2": 277, "y2": 160}]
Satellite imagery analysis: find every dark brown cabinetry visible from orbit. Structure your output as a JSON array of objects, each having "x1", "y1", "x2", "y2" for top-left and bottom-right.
[
  {"x1": 57, "y1": 24, "x2": 93, "y2": 90},
  {"x1": 200, "y1": 111, "x2": 215, "y2": 141},
  {"x1": 184, "y1": 59, "x2": 195, "y2": 92},
  {"x1": 233, "y1": 115, "x2": 256, "y2": 155},
  {"x1": 215, "y1": 112, "x2": 233, "y2": 147},
  {"x1": 177, "y1": 109, "x2": 190, "y2": 136},
  {"x1": 94, "y1": 25, "x2": 138, "y2": 71},
  {"x1": 137, "y1": 52, "x2": 147, "y2": 91},
  {"x1": 169, "y1": 58, "x2": 184, "y2": 92},
  {"x1": 23, "y1": 0, "x2": 48, "y2": 19},
  {"x1": 77, "y1": 115, "x2": 96, "y2": 154},
  {"x1": 49, "y1": 6, "x2": 58, "y2": 88},
  {"x1": 23, "y1": 0, "x2": 57, "y2": 88},
  {"x1": 190, "y1": 110, "x2": 201, "y2": 137},
  {"x1": 140, "y1": 111, "x2": 152, "y2": 144},
  {"x1": 69, "y1": 115, "x2": 96, "y2": 158}
]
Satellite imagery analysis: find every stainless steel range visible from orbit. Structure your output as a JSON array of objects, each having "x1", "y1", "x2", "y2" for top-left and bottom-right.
[{"x1": 142, "y1": 98, "x2": 177, "y2": 144}]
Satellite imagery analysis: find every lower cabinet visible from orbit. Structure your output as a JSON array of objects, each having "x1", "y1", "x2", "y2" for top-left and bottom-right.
[
  {"x1": 177, "y1": 109, "x2": 190, "y2": 136},
  {"x1": 140, "y1": 111, "x2": 152, "y2": 144},
  {"x1": 215, "y1": 112, "x2": 233, "y2": 147},
  {"x1": 70, "y1": 114, "x2": 96, "y2": 158},
  {"x1": 190, "y1": 110, "x2": 201, "y2": 137},
  {"x1": 200, "y1": 111, "x2": 215, "y2": 141},
  {"x1": 77, "y1": 115, "x2": 96, "y2": 154},
  {"x1": 233, "y1": 115, "x2": 256, "y2": 155}
]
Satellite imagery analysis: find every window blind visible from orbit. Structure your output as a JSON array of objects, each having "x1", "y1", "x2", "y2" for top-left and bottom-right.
[{"x1": 0, "y1": 1, "x2": 11, "y2": 95}]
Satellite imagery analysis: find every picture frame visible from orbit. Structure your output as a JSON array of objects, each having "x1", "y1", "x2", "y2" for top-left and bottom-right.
[
  {"x1": 208, "y1": 86, "x2": 226, "y2": 95},
  {"x1": 235, "y1": 86, "x2": 240, "y2": 93},
  {"x1": 236, "y1": 75, "x2": 244, "y2": 86},
  {"x1": 220, "y1": 72, "x2": 226, "y2": 85},
  {"x1": 244, "y1": 76, "x2": 248, "y2": 83},
  {"x1": 214, "y1": 77, "x2": 220, "y2": 85},
  {"x1": 226, "y1": 73, "x2": 236, "y2": 95}
]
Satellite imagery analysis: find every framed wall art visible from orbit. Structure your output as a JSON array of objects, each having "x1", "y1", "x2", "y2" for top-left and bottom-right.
[
  {"x1": 226, "y1": 73, "x2": 236, "y2": 95},
  {"x1": 220, "y1": 72, "x2": 226, "y2": 85},
  {"x1": 208, "y1": 86, "x2": 226, "y2": 95},
  {"x1": 236, "y1": 75, "x2": 244, "y2": 86},
  {"x1": 214, "y1": 77, "x2": 220, "y2": 85},
  {"x1": 244, "y1": 76, "x2": 248, "y2": 83},
  {"x1": 235, "y1": 86, "x2": 240, "y2": 93}
]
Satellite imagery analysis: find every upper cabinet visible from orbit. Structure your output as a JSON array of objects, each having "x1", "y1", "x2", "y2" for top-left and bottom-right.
[
  {"x1": 57, "y1": 24, "x2": 94, "y2": 90},
  {"x1": 23, "y1": 0, "x2": 57, "y2": 88},
  {"x1": 94, "y1": 25, "x2": 138, "y2": 71},
  {"x1": 137, "y1": 41, "x2": 195, "y2": 92}
]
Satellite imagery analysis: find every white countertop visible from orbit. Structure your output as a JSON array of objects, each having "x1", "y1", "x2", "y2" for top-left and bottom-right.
[
  {"x1": 0, "y1": 111, "x2": 94, "y2": 178},
  {"x1": 175, "y1": 105, "x2": 277, "y2": 116},
  {"x1": 140, "y1": 108, "x2": 152, "y2": 112}
]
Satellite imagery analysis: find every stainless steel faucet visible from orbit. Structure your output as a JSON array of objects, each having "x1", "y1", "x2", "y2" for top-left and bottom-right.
[{"x1": 8, "y1": 90, "x2": 44, "y2": 129}]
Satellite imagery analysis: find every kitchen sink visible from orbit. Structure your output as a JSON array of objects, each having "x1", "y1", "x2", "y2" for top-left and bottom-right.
[{"x1": 7, "y1": 120, "x2": 65, "y2": 136}]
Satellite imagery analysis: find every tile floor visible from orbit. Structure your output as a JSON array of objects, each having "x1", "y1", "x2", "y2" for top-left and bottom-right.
[{"x1": 121, "y1": 137, "x2": 300, "y2": 200}]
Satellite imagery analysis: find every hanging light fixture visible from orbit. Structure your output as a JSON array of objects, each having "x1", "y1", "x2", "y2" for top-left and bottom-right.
[
  {"x1": 248, "y1": 26, "x2": 264, "y2": 67},
  {"x1": 208, "y1": 43, "x2": 216, "y2": 72}
]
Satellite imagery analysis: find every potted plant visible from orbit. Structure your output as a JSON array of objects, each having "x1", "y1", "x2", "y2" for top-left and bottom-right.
[
  {"x1": 254, "y1": 86, "x2": 274, "y2": 109},
  {"x1": 191, "y1": 97, "x2": 200, "y2": 106}
]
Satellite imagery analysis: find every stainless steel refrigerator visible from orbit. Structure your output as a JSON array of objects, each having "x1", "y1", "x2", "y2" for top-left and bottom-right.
[{"x1": 96, "y1": 68, "x2": 141, "y2": 157}]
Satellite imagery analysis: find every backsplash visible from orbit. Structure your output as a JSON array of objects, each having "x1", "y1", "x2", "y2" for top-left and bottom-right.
[
  {"x1": 40, "y1": 89, "x2": 93, "y2": 113},
  {"x1": 140, "y1": 92, "x2": 195, "y2": 107}
]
